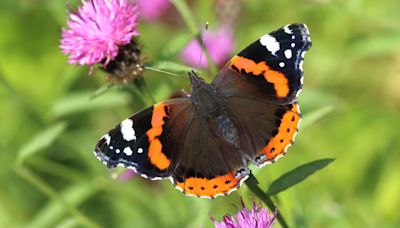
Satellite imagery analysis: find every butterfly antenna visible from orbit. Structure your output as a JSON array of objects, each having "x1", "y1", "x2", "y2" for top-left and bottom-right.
[
  {"x1": 197, "y1": 22, "x2": 209, "y2": 69},
  {"x1": 143, "y1": 65, "x2": 180, "y2": 77}
]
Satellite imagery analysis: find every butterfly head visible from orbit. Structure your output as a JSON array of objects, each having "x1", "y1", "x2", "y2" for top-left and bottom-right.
[
  {"x1": 188, "y1": 70, "x2": 218, "y2": 114},
  {"x1": 188, "y1": 70, "x2": 205, "y2": 86}
]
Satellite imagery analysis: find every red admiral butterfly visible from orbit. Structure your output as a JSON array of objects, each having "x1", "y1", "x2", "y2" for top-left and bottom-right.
[{"x1": 95, "y1": 24, "x2": 312, "y2": 198}]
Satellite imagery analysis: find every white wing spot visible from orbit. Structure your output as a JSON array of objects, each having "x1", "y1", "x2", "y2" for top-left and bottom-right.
[
  {"x1": 260, "y1": 34, "x2": 280, "y2": 55},
  {"x1": 279, "y1": 62, "x2": 285, "y2": 67},
  {"x1": 284, "y1": 49, "x2": 292, "y2": 59},
  {"x1": 109, "y1": 146, "x2": 113, "y2": 150},
  {"x1": 123, "y1": 147, "x2": 133, "y2": 156},
  {"x1": 116, "y1": 149, "x2": 120, "y2": 154},
  {"x1": 292, "y1": 35, "x2": 295, "y2": 40},
  {"x1": 137, "y1": 148, "x2": 143, "y2": 153},
  {"x1": 121, "y1": 119, "x2": 136, "y2": 141},
  {"x1": 103, "y1": 134, "x2": 111, "y2": 145},
  {"x1": 291, "y1": 43, "x2": 295, "y2": 48},
  {"x1": 283, "y1": 25, "x2": 293, "y2": 34}
]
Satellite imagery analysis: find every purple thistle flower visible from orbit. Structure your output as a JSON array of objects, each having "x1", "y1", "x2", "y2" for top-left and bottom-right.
[
  {"x1": 136, "y1": 0, "x2": 171, "y2": 21},
  {"x1": 60, "y1": 0, "x2": 140, "y2": 66},
  {"x1": 181, "y1": 26, "x2": 234, "y2": 69},
  {"x1": 211, "y1": 199, "x2": 277, "y2": 228}
]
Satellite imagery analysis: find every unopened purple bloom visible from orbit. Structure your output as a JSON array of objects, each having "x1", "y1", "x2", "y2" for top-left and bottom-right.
[
  {"x1": 117, "y1": 169, "x2": 137, "y2": 181},
  {"x1": 211, "y1": 199, "x2": 277, "y2": 228},
  {"x1": 137, "y1": 0, "x2": 170, "y2": 21},
  {"x1": 181, "y1": 27, "x2": 234, "y2": 69},
  {"x1": 60, "y1": 0, "x2": 140, "y2": 66}
]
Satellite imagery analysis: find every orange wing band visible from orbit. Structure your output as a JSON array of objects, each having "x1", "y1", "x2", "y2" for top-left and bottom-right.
[
  {"x1": 229, "y1": 55, "x2": 289, "y2": 98},
  {"x1": 175, "y1": 172, "x2": 244, "y2": 198},
  {"x1": 146, "y1": 103, "x2": 171, "y2": 170},
  {"x1": 263, "y1": 103, "x2": 300, "y2": 160}
]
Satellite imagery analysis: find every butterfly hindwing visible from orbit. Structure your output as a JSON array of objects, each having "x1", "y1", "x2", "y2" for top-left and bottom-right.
[{"x1": 167, "y1": 109, "x2": 250, "y2": 198}]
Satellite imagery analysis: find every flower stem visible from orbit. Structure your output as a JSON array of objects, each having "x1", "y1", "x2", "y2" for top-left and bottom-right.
[
  {"x1": 119, "y1": 81, "x2": 148, "y2": 108},
  {"x1": 245, "y1": 173, "x2": 289, "y2": 228},
  {"x1": 134, "y1": 77, "x2": 156, "y2": 104},
  {"x1": 170, "y1": 0, "x2": 218, "y2": 78},
  {"x1": 170, "y1": 0, "x2": 198, "y2": 36},
  {"x1": 140, "y1": 77, "x2": 156, "y2": 104}
]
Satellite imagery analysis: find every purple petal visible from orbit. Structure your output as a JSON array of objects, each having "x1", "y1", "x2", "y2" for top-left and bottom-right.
[
  {"x1": 211, "y1": 198, "x2": 277, "y2": 228},
  {"x1": 60, "y1": 0, "x2": 140, "y2": 66},
  {"x1": 137, "y1": 0, "x2": 170, "y2": 21},
  {"x1": 117, "y1": 169, "x2": 137, "y2": 181},
  {"x1": 181, "y1": 26, "x2": 234, "y2": 69}
]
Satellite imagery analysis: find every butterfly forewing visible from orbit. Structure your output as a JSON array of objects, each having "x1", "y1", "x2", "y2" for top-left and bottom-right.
[
  {"x1": 94, "y1": 98, "x2": 191, "y2": 179},
  {"x1": 213, "y1": 24, "x2": 311, "y2": 103}
]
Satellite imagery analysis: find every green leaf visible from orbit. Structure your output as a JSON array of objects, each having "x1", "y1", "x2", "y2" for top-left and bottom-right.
[
  {"x1": 146, "y1": 61, "x2": 195, "y2": 74},
  {"x1": 266, "y1": 158, "x2": 335, "y2": 195},
  {"x1": 300, "y1": 106, "x2": 334, "y2": 130},
  {"x1": 52, "y1": 91, "x2": 130, "y2": 117},
  {"x1": 90, "y1": 84, "x2": 115, "y2": 100},
  {"x1": 17, "y1": 122, "x2": 67, "y2": 164},
  {"x1": 349, "y1": 33, "x2": 400, "y2": 59},
  {"x1": 161, "y1": 33, "x2": 192, "y2": 58}
]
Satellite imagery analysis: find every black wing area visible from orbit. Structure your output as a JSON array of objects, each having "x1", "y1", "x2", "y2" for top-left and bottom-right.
[{"x1": 212, "y1": 23, "x2": 311, "y2": 103}]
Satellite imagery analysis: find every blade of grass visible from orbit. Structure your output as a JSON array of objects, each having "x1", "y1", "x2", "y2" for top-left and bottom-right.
[
  {"x1": 28, "y1": 157, "x2": 87, "y2": 181},
  {"x1": 0, "y1": 72, "x2": 45, "y2": 124},
  {"x1": 17, "y1": 122, "x2": 67, "y2": 165},
  {"x1": 185, "y1": 200, "x2": 210, "y2": 228},
  {"x1": 15, "y1": 167, "x2": 100, "y2": 228},
  {"x1": 300, "y1": 106, "x2": 334, "y2": 130},
  {"x1": 0, "y1": 200, "x2": 12, "y2": 227},
  {"x1": 52, "y1": 91, "x2": 131, "y2": 117},
  {"x1": 55, "y1": 218, "x2": 78, "y2": 228}
]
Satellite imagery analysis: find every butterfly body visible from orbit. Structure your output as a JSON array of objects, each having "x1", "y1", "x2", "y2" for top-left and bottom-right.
[
  {"x1": 189, "y1": 71, "x2": 242, "y2": 149},
  {"x1": 95, "y1": 24, "x2": 311, "y2": 198}
]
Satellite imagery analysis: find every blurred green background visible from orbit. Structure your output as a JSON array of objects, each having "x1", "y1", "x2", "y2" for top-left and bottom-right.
[{"x1": 1, "y1": 0, "x2": 400, "y2": 227}]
